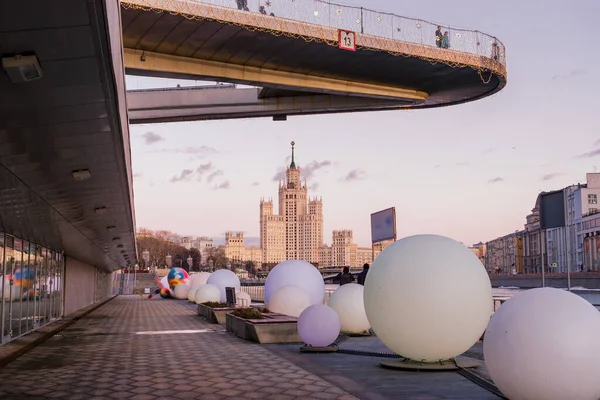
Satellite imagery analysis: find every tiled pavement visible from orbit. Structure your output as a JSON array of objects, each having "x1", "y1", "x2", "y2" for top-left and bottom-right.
[{"x1": 0, "y1": 296, "x2": 358, "y2": 400}]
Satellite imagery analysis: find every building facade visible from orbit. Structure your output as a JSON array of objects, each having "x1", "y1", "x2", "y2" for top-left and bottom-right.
[
  {"x1": 223, "y1": 232, "x2": 263, "y2": 268},
  {"x1": 468, "y1": 242, "x2": 486, "y2": 265},
  {"x1": 317, "y1": 230, "x2": 374, "y2": 268},
  {"x1": 259, "y1": 142, "x2": 324, "y2": 266},
  {"x1": 485, "y1": 231, "x2": 524, "y2": 274},
  {"x1": 565, "y1": 173, "x2": 600, "y2": 271}
]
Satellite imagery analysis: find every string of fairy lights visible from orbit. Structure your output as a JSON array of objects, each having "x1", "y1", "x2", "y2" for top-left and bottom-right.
[{"x1": 121, "y1": 0, "x2": 506, "y2": 82}]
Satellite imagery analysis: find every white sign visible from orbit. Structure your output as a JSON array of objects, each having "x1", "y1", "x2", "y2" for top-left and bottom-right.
[{"x1": 338, "y1": 29, "x2": 356, "y2": 52}]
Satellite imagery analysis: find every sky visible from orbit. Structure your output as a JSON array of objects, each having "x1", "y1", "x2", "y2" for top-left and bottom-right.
[{"x1": 127, "y1": 0, "x2": 600, "y2": 247}]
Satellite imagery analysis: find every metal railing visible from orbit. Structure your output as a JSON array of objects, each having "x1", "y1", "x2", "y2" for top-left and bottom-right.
[{"x1": 191, "y1": 0, "x2": 506, "y2": 67}]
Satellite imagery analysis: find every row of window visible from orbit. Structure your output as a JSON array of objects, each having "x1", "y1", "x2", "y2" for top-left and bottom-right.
[{"x1": 0, "y1": 233, "x2": 63, "y2": 344}]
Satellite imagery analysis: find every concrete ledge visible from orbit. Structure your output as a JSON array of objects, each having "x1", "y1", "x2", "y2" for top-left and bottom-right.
[{"x1": 0, "y1": 295, "x2": 117, "y2": 368}]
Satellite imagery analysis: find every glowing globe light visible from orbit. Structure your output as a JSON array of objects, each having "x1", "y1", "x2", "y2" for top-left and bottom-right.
[
  {"x1": 364, "y1": 234, "x2": 492, "y2": 362},
  {"x1": 188, "y1": 283, "x2": 203, "y2": 302},
  {"x1": 297, "y1": 305, "x2": 341, "y2": 347},
  {"x1": 190, "y1": 272, "x2": 211, "y2": 285},
  {"x1": 484, "y1": 288, "x2": 600, "y2": 400},
  {"x1": 328, "y1": 283, "x2": 370, "y2": 334},
  {"x1": 173, "y1": 283, "x2": 189, "y2": 300},
  {"x1": 195, "y1": 284, "x2": 221, "y2": 304},
  {"x1": 265, "y1": 260, "x2": 324, "y2": 306},
  {"x1": 268, "y1": 285, "x2": 312, "y2": 317},
  {"x1": 235, "y1": 291, "x2": 252, "y2": 308},
  {"x1": 206, "y1": 269, "x2": 241, "y2": 303}
]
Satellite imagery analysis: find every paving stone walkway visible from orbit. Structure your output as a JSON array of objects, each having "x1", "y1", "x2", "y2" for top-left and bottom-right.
[{"x1": 0, "y1": 296, "x2": 358, "y2": 400}]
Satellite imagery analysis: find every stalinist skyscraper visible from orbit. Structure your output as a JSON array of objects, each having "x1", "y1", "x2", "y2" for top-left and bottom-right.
[{"x1": 260, "y1": 141, "x2": 323, "y2": 266}]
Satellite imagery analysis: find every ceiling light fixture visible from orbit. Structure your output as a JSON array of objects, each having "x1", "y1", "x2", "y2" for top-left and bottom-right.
[
  {"x1": 72, "y1": 169, "x2": 91, "y2": 181},
  {"x1": 2, "y1": 54, "x2": 43, "y2": 83}
]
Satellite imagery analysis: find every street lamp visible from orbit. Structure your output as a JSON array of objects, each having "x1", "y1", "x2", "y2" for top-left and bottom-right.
[
  {"x1": 187, "y1": 256, "x2": 193, "y2": 272},
  {"x1": 142, "y1": 249, "x2": 150, "y2": 272}
]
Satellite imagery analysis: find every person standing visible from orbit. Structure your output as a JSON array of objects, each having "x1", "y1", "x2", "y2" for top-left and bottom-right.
[
  {"x1": 435, "y1": 26, "x2": 443, "y2": 48},
  {"x1": 357, "y1": 263, "x2": 370, "y2": 285}
]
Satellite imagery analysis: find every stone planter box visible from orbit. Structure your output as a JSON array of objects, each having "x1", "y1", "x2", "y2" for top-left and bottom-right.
[
  {"x1": 197, "y1": 304, "x2": 235, "y2": 325},
  {"x1": 226, "y1": 313, "x2": 301, "y2": 344}
]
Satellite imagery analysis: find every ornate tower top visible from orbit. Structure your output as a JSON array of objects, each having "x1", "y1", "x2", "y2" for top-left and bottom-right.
[{"x1": 289, "y1": 141, "x2": 296, "y2": 169}]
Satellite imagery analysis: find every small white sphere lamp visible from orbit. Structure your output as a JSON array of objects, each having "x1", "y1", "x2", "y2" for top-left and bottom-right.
[
  {"x1": 194, "y1": 284, "x2": 221, "y2": 304},
  {"x1": 206, "y1": 269, "x2": 241, "y2": 303},
  {"x1": 298, "y1": 304, "x2": 341, "y2": 347},
  {"x1": 364, "y1": 234, "x2": 492, "y2": 362},
  {"x1": 265, "y1": 260, "x2": 324, "y2": 306},
  {"x1": 188, "y1": 283, "x2": 202, "y2": 302},
  {"x1": 173, "y1": 283, "x2": 189, "y2": 300},
  {"x1": 268, "y1": 285, "x2": 312, "y2": 317},
  {"x1": 484, "y1": 287, "x2": 600, "y2": 400},
  {"x1": 328, "y1": 283, "x2": 370, "y2": 334}
]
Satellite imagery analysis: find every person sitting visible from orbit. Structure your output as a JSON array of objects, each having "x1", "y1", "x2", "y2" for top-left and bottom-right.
[{"x1": 337, "y1": 266, "x2": 355, "y2": 286}]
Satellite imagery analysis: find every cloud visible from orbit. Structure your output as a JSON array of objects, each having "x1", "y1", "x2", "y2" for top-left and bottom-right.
[
  {"x1": 303, "y1": 161, "x2": 332, "y2": 180},
  {"x1": 488, "y1": 177, "x2": 504, "y2": 183},
  {"x1": 434, "y1": 165, "x2": 442, "y2": 169},
  {"x1": 455, "y1": 161, "x2": 469, "y2": 167},
  {"x1": 541, "y1": 173, "x2": 562, "y2": 181},
  {"x1": 576, "y1": 149, "x2": 600, "y2": 159},
  {"x1": 252, "y1": 182, "x2": 260, "y2": 186},
  {"x1": 142, "y1": 132, "x2": 163, "y2": 145},
  {"x1": 342, "y1": 169, "x2": 366, "y2": 182},
  {"x1": 272, "y1": 159, "x2": 332, "y2": 182},
  {"x1": 169, "y1": 163, "x2": 221, "y2": 183},
  {"x1": 595, "y1": 139, "x2": 600, "y2": 147},
  {"x1": 207, "y1": 169, "x2": 223, "y2": 183},
  {"x1": 552, "y1": 69, "x2": 586, "y2": 80},
  {"x1": 170, "y1": 168, "x2": 194, "y2": 183},
  {"x1": 308, "y1": 182, "x2": 319, "y2": 191},
  {"x1": 149, "y1": 146, "x2": 218, "y2": 158},
  {"x1": 214, "y1": 181, "x2": 230, "y2": 190},
  {"x1": 483, "y1": 148, "x2": 495, "y2": 154}
]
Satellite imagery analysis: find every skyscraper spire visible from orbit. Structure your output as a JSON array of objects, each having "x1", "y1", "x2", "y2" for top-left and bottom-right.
[{"x1": 289, "y1": 141, "x2": 296, "y2": 169}]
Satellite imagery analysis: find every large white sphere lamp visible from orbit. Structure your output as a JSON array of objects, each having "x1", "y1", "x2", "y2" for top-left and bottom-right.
[
  {"x1": 327, "y1": 283, "x2": 370, "y2": 334},
  {"x1": 484, "y1": 287, "x2": 600, "y2": 400},
  {"x1": 265, "y1": 260, "x2": 324, "y2": 306}
]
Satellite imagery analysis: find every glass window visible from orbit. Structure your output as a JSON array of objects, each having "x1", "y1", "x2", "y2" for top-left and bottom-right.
[{"x1": 589, "y1": 194, "x2": 598, "y2": 205}]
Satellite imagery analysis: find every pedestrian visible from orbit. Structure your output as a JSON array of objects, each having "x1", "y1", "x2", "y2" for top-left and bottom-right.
[
  {"x1": 435, "y1": 26, "x2": 443, "y2": 48},
  {"x1": 338, "y1": 266, "x2": 355, "y2": 286},
  {"x1": 357, "y1": 263, "x2": 370, "y2": 285}
]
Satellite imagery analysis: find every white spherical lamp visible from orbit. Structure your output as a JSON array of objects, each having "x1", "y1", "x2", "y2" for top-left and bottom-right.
[
  {"x1": 364, "y1": 234, "x2": 492, "y2": 362},
  {"x1": 265, "y1": 260, "x2": 324, "y2": 306},
  {"x1": 188, "y1": 283, "x2": 203, "y2": 302},
  {"x1": 298, "y1": 305, "x2": 341, "y2": 347},
  {"x1": 195, "y1": 284, "x2": 221, "y2": 304},
  {"x1": 268, "y1": 285, "x2": 312, "y2": 317},
  {"x1": 173, "y1": 283, "x2": 189, "y2": 300},
  {"x1": 206, "y1": 269, "x2": 241, "y2": 303},
  {"x1": 190, "y1": 272, "x2": 211, "y2": 285},
  {"x1": 484, "y1": 288, "x2": 600, "y2": 400},
  {"x1": 235, "y1": 291, "x2": 252, "y2": 308},
  {"x1": 328, "y1": 283, "x2": 370, "y2": 334}
]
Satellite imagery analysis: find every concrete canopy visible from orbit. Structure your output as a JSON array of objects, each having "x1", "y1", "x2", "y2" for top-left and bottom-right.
[{"x1": 0, "y1": 0, "x2": 136, "y2": 271}]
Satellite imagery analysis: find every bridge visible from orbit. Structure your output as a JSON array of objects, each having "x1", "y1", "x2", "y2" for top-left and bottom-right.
[{"x1": 122, "y1": 0, "x2": 507, "y2": 123}]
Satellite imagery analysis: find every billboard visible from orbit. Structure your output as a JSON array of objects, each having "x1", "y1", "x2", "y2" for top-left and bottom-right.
[{"x1": 371, "y1": 207, "x2": 396, "y2": 243}]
